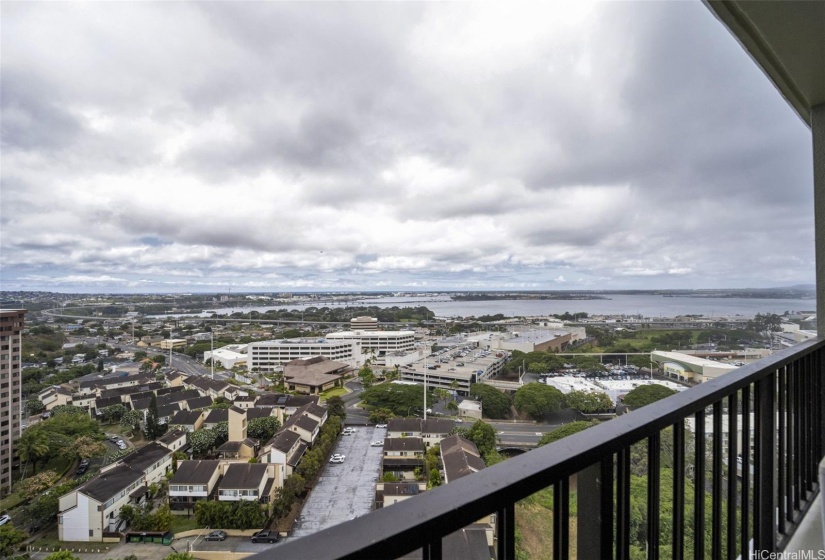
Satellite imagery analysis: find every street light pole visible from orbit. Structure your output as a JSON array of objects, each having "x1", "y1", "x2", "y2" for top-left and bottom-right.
[{"x1": 423, "y1": 356, "x2": 427, "y2": 421}]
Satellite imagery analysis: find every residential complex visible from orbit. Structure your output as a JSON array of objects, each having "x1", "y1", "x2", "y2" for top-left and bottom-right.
[
  {"x1": 59, "y1": 442, "x2": 173, "y2": 541},
  {"x1": 0, "y1": 309, "x2": 25, "y2": 492}
]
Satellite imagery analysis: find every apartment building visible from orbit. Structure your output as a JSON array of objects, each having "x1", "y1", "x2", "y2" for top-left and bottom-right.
[
  {"x1": 58, "y1": 443, "x2": 173, "y2": 541},
  {"x1": 0, "y1": 309, "x2": 25, "y2": 492}
]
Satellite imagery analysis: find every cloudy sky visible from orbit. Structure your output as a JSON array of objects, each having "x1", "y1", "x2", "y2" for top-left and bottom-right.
[{"x1": 0, "y1": 1, "x2": 815, "y2": 294}]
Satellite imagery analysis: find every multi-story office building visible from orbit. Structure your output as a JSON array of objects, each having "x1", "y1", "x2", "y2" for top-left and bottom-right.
[
  {"x1": 326, "y1": 329, "x2": 416, "y2": 366},
  {"x1": 0, "y1": 309, "x2": 25, "y2": 492},
  {"x1": 350, "y1": 316, "x2": 379, "y2": 330},
  {"x1": 248, "y1": 338, "x2": 363, "y2": 372}
]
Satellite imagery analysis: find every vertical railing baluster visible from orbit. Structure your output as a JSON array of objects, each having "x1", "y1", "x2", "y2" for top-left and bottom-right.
[
  {"x1": 805, "y1": 352, "x2": 815, "y2": 494},
  {"x1": 553, "y1": 479, "x2": 569, "y2": 560},
  {"x1": 673, "y1": 421, "x2": 685, "y2": 560},
  {"x1": 726, "y1": 394, "x2": 737, "y2": 559},
  {"x1": 600, "y1": 457, "x2": 614, "y2": 560},
  {"x1": 712, "y1": 402, "x2": 723, "y2": 560},
  {"x1": 496, "y1": 503, "x2": 515, "y2": 560},
  {"x1": 755, "y1": 370, "x2": 777, "y2": 552},
  {"x1": 799, "y1": 356, "x2": 811, "y2": 501},
  {"x1": 647, "y1": 433, "x2": 660, "y2": 560},
  {"x1": 694, "y1": 409, "x2": 706, "y2": 560},
  {"x1": 741, "y1": 385, "x2": 751, "y2": 560},
  {"x1": 423, "y1": 536, "x2": 442, "y2": 560},
  {"x1": 793, "y1": 355, "x2": 802, "y2": 513},
  {"x1": 778, "y1": 365, "x2": 787, "y2": 534},
  {"x1": 616, "y1": 447, "x2": 631, "y2": 560},
  {"x1": 818, "y1": 347, "x2": 825, "y2": 472}
]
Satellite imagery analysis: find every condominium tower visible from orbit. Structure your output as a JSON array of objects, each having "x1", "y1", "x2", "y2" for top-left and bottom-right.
[{"x1": 0, "y1": 309, "x2": 25, "y2": 492}]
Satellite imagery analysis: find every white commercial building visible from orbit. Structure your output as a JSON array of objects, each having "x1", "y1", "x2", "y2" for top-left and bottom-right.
[
  {"x1": 544, "y1": 376, "x2": 605, "y2": 395},
  {"x1": 204, "y1": 344, "x2": 248, "y2": 369},
  {"x1": 350, "y1": 316, "x2": 379, "y2": 330},
  {"x1": 248, "y1": 338, "x2": 363, "y2": 372},
  {"x1": 326, "y1": 329, "x2": 416, "y2": 366},
  {"x1": 651, "y1": 351, "x2": 738, "y2": 383}
]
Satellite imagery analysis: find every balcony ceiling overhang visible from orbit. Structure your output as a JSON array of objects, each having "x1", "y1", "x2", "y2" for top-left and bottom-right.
[{"x1": 704, "y1": 0, "x2": 825, "y2": 128}]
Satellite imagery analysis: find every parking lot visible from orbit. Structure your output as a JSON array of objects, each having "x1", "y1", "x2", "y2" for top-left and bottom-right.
[
  {"x1": 291, "y1": 424, "x2": 385, "y2": 538},
  {"x1": 189, "y1": 534, "x2": 282, "y2": 554}
]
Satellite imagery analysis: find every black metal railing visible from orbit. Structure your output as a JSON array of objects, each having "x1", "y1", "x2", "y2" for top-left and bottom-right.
[{"x1": 252, "y1": 338, "x2": 825, "y2": 560}]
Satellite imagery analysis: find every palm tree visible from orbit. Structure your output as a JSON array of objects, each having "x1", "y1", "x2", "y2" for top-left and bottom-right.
[{"x1": 17, "y1": 429, "x2": 51, "y2": 476}]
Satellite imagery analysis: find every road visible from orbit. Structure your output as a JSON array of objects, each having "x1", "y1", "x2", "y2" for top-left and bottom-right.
[
  {"x1": 341, "y1": 377, "x2": 569, "y2": 447},
  {"x1": 342, "y1": 380, "x2": 370, "y2": 424},
  {"x1": 491, "y1": 421, "x2": 563, "y2": 447}
]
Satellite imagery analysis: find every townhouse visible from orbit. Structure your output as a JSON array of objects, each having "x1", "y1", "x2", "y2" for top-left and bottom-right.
[
  {"x1": 58, "y1": 443, "x2": 173, "y2": 542},
  {"x1": 386, "y1": 418, "x2": 455, "y2": 449},
  {"x1": 381, "y1": 438, "x2": 425, "y2": 481}
]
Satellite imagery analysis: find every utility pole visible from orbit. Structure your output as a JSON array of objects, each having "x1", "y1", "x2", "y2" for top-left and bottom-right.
[{"x1": 423, "y1": 356, "x2": 427, "y2": 420}]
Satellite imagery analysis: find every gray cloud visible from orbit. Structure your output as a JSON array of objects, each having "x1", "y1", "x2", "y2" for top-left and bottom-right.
[{"x1": 0, "y1": 2, "x2": 814, "y2": 293}]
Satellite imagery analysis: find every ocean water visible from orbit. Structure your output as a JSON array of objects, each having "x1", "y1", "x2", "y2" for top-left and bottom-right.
[{"x1": 171, "y1": 294, "x2": 816, "y2": 320}]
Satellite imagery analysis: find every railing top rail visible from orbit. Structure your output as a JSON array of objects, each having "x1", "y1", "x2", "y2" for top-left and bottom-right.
[{"x1": 251, "y1": 337, "x2": 825, "y2": 560}]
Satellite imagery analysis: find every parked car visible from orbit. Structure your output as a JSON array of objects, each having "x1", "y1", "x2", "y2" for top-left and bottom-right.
[
  {"x1": 342, "y1": 427, "x2": 355, "y2": 435},
  {"x1": 0, "y1": 514, "x2": 10, "y2": 527},
  {"x1": 75, "y1": 464, "x2": 88, "y2": 476},
  {"x1": 370, "y1": 440, "x2": 384, "y2": 447},
  {"x1": 329, "y1": 454, "x2": 346, "y2": 463},
  {"x1": 375, "y1": 423, "x2": 387, "y2": 428},
  {"x1": 205, "y1": 530, "x2": 227, "y2": 541},
  {"x1": 251, "y1": 530, "x2": 280, "y2": 543}
]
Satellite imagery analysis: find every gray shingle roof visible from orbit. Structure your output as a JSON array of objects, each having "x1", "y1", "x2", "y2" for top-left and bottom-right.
[
  {"x1": 219, "y1": 463, "x2": 268, "y2": 490},
  {"x1": 169, "y1": 460, "x2": 220, "y2": 485}
]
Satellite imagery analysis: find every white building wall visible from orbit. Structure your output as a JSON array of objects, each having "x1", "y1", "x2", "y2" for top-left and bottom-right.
[
  {"x1": 248, "y1": 339, "x2": 362, "y2": 371},
  {"x1": 59, "y1": 491, "x2": 95, "y2": 542}
]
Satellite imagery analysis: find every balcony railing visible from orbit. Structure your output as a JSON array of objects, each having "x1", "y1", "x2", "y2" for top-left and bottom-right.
[{"x1": 253, "y1": 338, "x2": 824, "y2": 560}]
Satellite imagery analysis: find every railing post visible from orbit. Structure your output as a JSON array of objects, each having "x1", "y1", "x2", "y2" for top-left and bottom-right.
[
  {"x1": 496, "y1": 503, "x2": 515, "y2": 560},
  {"x1": 754, "y1": 371, "x2": 777, "y2": 551},
  {"x1": 813, "y1": 103, "x2": 825, "y2": 337},
  {"x1": 577, "y1": 459, "x2": 613, "y2": 560}
]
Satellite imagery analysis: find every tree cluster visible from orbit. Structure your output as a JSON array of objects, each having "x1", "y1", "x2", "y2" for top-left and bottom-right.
[
  {"x1": 188, "y1": 421, "x2": 229, "y2": 457},
  {"x1": 119, "y1": 504, "x2": 173, "y2": 532},
  {"x1": 469, "y1": 384, "x2": 512, "y2": 419},
  {"x1": 513, "y1": 383, "x2": 565, "y2": 420},
  {"x1": 296, "y1": 415, "x2": 342, "y2": 483},
  {"x1": 0, "y1": 524, "x2": 28, "y2": 558},
  {"x1": 538, "y1": 420, "x2": 601, "y2": 446},
  {"x1": 564, "y1": 390, "x2": 613, "y2": 413},
  {"x1": 361, "y1": 383, "x2": 428, "y2": 417},
  {"x1": 247, "y1": 416, "x2": 281, "y2": 442},
  {"x1": 622, "y1": 384, "x2": 677, "y2": 408},
  {"x1": 194, "y1": 500, "x2": 266, "y2": 530},
  {"x1": 17, "y1": 407, "x2": 105, "y2": 475}
]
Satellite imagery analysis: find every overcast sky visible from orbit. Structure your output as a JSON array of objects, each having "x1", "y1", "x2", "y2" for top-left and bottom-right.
[{"x1": 0, "y1": 1, "x2": 815, "y2": 294}]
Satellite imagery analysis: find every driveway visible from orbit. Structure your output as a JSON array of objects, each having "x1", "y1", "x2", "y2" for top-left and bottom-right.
[{"x1": 290, "y1": 425, "x2": 385, "y2": 538}]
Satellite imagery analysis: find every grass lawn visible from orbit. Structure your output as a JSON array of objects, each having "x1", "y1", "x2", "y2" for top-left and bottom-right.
[
  {"x1": 170, "y1": 515, "x2": 200, "y2": 534},
  {"x1": 0, "y1": 491, "x2": 26, "y2": 512},
  {"x1": 319, "y1": 387, "x2": 348, "y2": 401}
]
